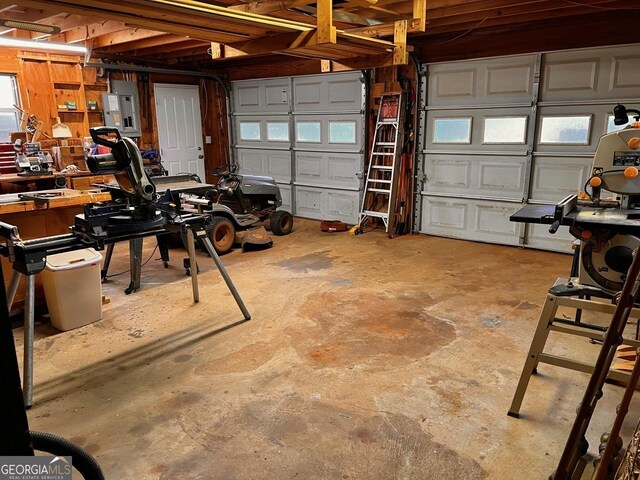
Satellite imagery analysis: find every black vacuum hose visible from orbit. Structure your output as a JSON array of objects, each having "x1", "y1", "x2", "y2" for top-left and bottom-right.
[{"x1": 30, "y1": 431, "x2": 105, "y2": 480}]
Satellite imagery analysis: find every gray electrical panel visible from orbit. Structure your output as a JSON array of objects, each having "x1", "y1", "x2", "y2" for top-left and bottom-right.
[{"x1": 102, "y1": 80, "x2": 141, "y2": 137}]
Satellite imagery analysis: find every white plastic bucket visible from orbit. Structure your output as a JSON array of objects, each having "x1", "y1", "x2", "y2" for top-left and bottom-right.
[{"x1": 41, "y1": 248, "x2": 103, "y2": 331}]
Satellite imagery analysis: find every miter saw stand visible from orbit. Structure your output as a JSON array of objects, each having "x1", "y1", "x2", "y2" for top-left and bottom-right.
[
  {"x1": 1, "y1": 127, "x2": 250, "y2": 408},
  {"x1": 508, "y1": 104, "x2": 640, "y2": 419}
]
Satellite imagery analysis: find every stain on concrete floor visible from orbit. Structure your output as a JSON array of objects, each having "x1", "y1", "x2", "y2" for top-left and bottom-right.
[
  {"x1": 298, "y1": 289, "x2": 455, "y2": 368},
  {"x1": 164, "y1": 396, "x2": 484, "y2": 480},
  {"x1": 272, "y1": 250, "x2": 334, "y2": 272}
]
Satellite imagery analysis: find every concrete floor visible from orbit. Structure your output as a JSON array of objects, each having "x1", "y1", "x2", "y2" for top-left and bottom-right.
[{"x1": 14, "y1": 218, "x2": 640, "y2": 479}]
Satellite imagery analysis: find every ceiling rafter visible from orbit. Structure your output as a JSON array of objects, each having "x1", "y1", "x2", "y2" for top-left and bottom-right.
[
  {"x1": 101, "y1": 33, "x2": 186, "y2": 53},
  {"x1": 19, "y1": 0, "x2": 404, "y2": 67},
  {"x1": 5, "y1": 0, "x2": 633, "y2": 71}
]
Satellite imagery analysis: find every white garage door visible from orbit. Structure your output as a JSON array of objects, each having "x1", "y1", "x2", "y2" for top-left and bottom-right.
[
  {"x1": 231, "y1": 72, "x2": 364, "y2": 223},
  {"x1": 417, "y1": 44, "x2": 640, "y2": 252}
]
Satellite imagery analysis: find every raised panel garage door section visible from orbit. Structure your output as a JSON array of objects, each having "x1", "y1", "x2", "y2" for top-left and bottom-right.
[
  {"x1": 418, "y1": 44, "x2": 640, "y2": 253},
  {"x1": 232, "y1": 72, "x2": 364, "y2": 223}
]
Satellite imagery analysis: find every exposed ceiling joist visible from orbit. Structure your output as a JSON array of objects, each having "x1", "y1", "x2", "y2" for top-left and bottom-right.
[
  {"x1": 231, "y1": 0, "x2": 313, "y2": 14},
  {"x1": 11, "y1": 0, "x2": 629, "y2": 71},
  {"x1": 134, "y1": 39, "x2": 205, "y2": 56},
  {"x1": 90, "y1": 28, "x2": 167, "y2": 48},
  {"x1": 19, "y1": 0, "x2": 402, "y2": 67},
  {"x1": 18, "y1": 0, "x2": 258, "y2": 42},
  {"x1": 47, "y1": 20, "x2": 133, "y2": 43},
  {"x1": 102, "y1": 33, "x2": 186, "y2": 53},
  {"x1": 346, "y1": 0, "x2": 631, "y2": 37},
  {"x1": 29, "y1": 14, "x2": 96, "y2": 39}
]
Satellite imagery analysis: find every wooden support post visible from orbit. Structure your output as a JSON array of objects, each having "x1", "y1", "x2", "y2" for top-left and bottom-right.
[
  {"x1": 413, "y1": 0, "x2": 426, "y2": 32},
  {"x1": 317, "y1": 0, "x2": 336, "y2": 44},
  {"x1": 393, "y1": 20, "x2": 407, "y2": 65}
]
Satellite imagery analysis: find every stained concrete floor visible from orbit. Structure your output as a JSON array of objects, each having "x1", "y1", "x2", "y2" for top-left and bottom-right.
[{"x1": 13, "y1": 218, "x2": 640, "y2": 479}]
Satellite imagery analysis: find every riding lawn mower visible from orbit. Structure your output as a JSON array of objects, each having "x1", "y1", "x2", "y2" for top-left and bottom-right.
[{"x1": 189, "y1": 163, "x2": 294, "y2": 254}]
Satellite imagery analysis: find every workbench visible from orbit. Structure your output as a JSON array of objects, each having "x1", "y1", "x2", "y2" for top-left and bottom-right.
[
  {"x1": 0, "y1": 171, "x2": 115, "y2": 194},
  {"x1": 0, "y1": 188, "x2": 111, "y2": 307}
]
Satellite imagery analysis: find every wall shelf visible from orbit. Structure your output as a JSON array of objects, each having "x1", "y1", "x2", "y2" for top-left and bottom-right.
[{"x1": 53, "y1": 82, "x2": 82, "y2": 89}]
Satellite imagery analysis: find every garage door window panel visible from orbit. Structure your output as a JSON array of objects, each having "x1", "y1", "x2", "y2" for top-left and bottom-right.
[
  {"x1": 539, "y1": 115, "x2": 592, "y2": 145},
  {"x1": 329, "y1": 121, "x2": 356, "y2": 144},
  {"x1": 482, "y1": 116, "x2": 528, "y2": 144},
  {"x1": 267, "y1": 122, "x2": 289, "y2": 142},
  {"x1": 433, "y1": 117, "x2": 472, "y2": 144},
  {"x1": 239, "y1": 122, "x2": 261, "y2": 141},
  {"x1": 296, "y1": 121, "x2": 321, "y2": 143}
]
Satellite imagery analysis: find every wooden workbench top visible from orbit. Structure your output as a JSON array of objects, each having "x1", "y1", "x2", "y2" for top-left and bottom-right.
[
  {"x1": 0, "y1": 171, "x2": 95, "y2": 183},
  {"x1": 0, "y1": 188, "x2": 111, "y2": 214}
]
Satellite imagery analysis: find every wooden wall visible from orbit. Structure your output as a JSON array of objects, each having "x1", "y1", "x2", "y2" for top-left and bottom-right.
[{"x1": 0, "y1": 47, "x2": 227, "y2": 184}]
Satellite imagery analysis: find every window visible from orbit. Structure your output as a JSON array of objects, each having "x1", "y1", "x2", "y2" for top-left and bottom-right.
[
  {"x1": 482, "y1": 116, "x2": 528, "y2": 144},
  {"x1": 433, "y1": 118, "x2": 472, "y2": 144},
  {"x1": 267, "y1": 122, "x2": 289, "y2": 141},
  {"x1": 239, "y1": 122, "x2": 261, "y2": 141},
  {"x1": 606, "y1": 114, "x2": 632, "y2": 133},
  {"x1": 539, "y1": 115, "x2": 591, "y2": 145},
  {"x1": 296, "y1": 121, "x2": 321, "y2": 143},
  {"x1": 329, "y1": 121, "x2": 356, "y2": 144},
  {"x1": 0, "y1": 75, "x2": 19, "y2": 143}
]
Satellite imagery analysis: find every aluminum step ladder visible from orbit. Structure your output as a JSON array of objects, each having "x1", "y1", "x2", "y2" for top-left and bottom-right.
[{"x1": 357, "y1": 91, "x2": 405, "y2": 235}]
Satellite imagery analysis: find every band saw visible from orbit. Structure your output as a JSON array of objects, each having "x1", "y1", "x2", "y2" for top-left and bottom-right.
[{"x1": 512, "y1": 104, "x2": 640, "y2": 293}]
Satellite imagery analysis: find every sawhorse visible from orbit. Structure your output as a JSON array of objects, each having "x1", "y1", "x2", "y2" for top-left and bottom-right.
[
  {"x1": 508, "y1": 277, "x2": 640, "y2": 418},
  {"x1": 5, "y1": 220, "x2": 250, "y2": 408}
]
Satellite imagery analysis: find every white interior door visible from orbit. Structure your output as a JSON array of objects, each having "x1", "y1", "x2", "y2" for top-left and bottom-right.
[{"x1": 154, "y1": 84, "x2": 205, "y2": 179}]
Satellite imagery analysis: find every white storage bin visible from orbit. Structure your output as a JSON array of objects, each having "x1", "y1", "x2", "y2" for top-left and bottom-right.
[{"x1": 41, "y1": 248, "x2": 103, "y2": 331}]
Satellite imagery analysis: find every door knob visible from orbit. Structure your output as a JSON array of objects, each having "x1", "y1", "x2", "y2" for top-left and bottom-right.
[{"x1": 198, "y1": 155, "x2": 204, "y2": 159}]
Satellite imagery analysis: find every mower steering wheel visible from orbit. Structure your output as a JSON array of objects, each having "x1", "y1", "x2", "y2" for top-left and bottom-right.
[{"x1": 213, "y1": 163, "x2": 239, "y2": 177}]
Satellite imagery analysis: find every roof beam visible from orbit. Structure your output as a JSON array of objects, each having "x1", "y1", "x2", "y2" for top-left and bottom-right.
[
  {"x1": 130, "y1": 39, "x2": 205, "y2": 57},
  {"x1": 18, "y1": 0, "x2": 267, "y2": 42},
  {"x1": 215, "y1": 29, "x2": 317, "y2": 57},
  {"x1": 162, "y1": 43, "x2": 212, "y2": 58},
  {"x1": 47, "y1": 20, "x2": 132, "y2": 43},
  {"x1": 30, "y1": 14, "x2": 96, "y2": 39},
  {"x1": 324, "y1": 52, "x2": 396, "y2": 71},
  {"x1": 422, "y1": 0, "x2": 631, "y2": 35},
  {"x1": 346, "y1": 17, "x2": 422, "y2": 36},
  {"x1": 102, "y1": 33, "x2": 186, "y2": 53},
  {"x1": 91, "y1": 28, "x2": 167, "y2": 48},
  {"x1": 230, "y1": 0, "x2": 312, "y2": 15}
]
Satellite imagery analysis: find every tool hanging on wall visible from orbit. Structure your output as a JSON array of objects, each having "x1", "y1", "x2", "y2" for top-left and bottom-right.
[
  {"x1": 355, "y1": 91, "x2": 406, "y2": 237},
  {"x1": 14, "y1": 105, "x2": 50, "y2": 143}
]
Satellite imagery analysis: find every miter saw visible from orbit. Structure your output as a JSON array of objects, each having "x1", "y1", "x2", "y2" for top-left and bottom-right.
[
  {"x1": 73, "y1": 127, "x2": 167, "y2": 242},
  {"x1": 511, "y1": 104, "x2": 640, "y2": 294}
]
